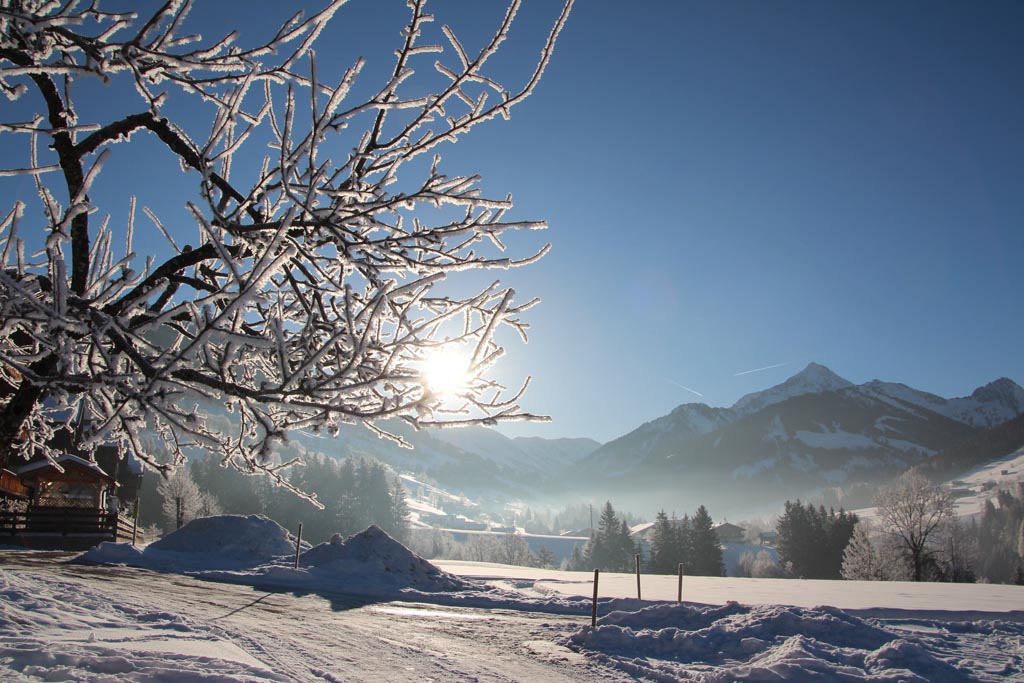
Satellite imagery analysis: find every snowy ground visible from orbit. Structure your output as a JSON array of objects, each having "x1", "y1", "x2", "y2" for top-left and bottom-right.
[
  {"x1": 435, "y1": 560, "x2": 1024, "y2": 614},
  {"x1": 2, "y1": 515, "x2": 1023, "y2": 682}
]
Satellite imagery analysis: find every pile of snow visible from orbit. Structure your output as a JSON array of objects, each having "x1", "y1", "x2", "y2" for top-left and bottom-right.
[
  {"x1": 79, "y1": 514, "x2": 297, "y2": 571},
  {"x1": 297, "y1": 525, "x2": 467, "y2": 592},
  {"x1": 149, "y1": 515, "x2": 296, "y2": 559},
  {"x1": 567, "y1": 601, "x2": 1007, "y2": 682},
  {"x1": 79, "y1": 516, "x2": 476, "y2": 598}
]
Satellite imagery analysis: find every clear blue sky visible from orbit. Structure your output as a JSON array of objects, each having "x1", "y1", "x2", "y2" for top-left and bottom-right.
[
  {"x1": 4, "y1": 1, "x2": 1021, "y2": 444},
  {"x1": 457, "y1": 0, "x2": 1024, "y2": 441}
]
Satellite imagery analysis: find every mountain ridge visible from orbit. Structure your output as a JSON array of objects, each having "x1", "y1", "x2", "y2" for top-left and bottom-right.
[{"x1": 567, "y1": 363, "x2": 1024, "y2": 513}]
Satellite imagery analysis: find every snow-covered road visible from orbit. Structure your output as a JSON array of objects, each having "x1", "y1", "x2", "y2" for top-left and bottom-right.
[{"x1": 0, "y1": 551, "x2": 617, "y2": 682}]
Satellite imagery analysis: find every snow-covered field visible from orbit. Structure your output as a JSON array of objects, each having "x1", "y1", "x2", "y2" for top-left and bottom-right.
[{"x1": 2, "y1": 515, "x2": 1022, "y2": 682}]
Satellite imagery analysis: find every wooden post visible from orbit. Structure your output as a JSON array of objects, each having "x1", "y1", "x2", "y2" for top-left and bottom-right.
[
  {"x1": 293, "y1": 522, "x2": 303, "y2": 570},
  {"x1": 677, "y1": 562, "x2": 684, "y2": 604},
  {"x1": 635, "y1": 553, "x2": 642, "y2": 601},
  {"x1": 591, "y1": 569, "x2": 599, "y2": 628},
  {"x1": 131, "y1": 511, "x2": 139, "y2": 546}
]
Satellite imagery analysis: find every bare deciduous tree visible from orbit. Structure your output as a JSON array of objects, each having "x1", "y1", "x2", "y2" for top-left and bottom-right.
[
  {"x1": 0, "y1": 1, "x2": 572, "y2": 503},
  {"x1": 873, "y1": 470, "x2": 955, "y2": 582}
]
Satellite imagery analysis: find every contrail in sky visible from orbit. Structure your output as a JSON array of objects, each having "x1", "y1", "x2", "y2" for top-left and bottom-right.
[
  {"x1": 666, "y1": 379, "x2": 704, "y2": 397},
  {"x1": 733, "y1": 362, "x2": 790, "y2": 377}
]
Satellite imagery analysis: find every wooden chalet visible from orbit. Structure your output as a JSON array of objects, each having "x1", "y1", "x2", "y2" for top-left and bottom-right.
[
  {"x1": 1, "y1": 453, "x2": 140, "y2": 550},
  {"x1": 712, "y1": 522, "x2": 746, "y2": 544}
]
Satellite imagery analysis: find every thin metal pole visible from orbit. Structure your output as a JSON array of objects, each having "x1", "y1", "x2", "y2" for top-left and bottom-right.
[
  {"x1": 635, "y1": 553, "x2": 642, "y2": 600},
  {"x1": 591, "y1": 569, "x2": 599, "y2": 628},
  {"x1": 293, "y1": 522, "x2": 303, "y2": 570},
  {"x1": 677, "y1": 563, "x2": 684, "y2": 604}
]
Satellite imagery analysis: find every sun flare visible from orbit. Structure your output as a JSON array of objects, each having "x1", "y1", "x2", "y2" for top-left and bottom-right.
[{"x1": 421, "y1": 348, "x2": 471, "y2": 395}]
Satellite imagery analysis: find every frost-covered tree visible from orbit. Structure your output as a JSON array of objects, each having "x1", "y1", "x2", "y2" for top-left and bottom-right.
[
  {"x1": 841, "y1": 520, "x2": 884, "y2": 581},
  {"x1": 496, "y1": 532, "x2": 534, "y2": 567},
  {"x1": 0, "y1": 0, "x2": 572, "y2": 504},
  {"x1": 157, "y1": 465, "x2": 202, "y2": 530},
  {"x1": 737, "y1": 549, "x2": 784, "y2": 578},
  {"x1": 874, "y1": 470, "x2": 955, "y2": 582}
]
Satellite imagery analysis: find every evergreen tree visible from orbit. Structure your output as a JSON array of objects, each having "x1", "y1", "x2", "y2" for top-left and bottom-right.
[
  {"x1": 617, "y1": 518, "x2": 636, "y2": 572},
  {"x1": 568, "y1": 544, "x2": 587, "y2": 571},
  {"x1": 584, "y1": 501, "x2": 636, "y2": 572},
  {"x1": 649, "y1": 510, "x2": 678, "y2": 574},
  {"x1": 387, "y1": 478, "x2": 410, "y2": 543},
  {"x1": 689, "y1": 505, "x2": 724, "y2": 576},
  {"x1": 776, "y1": 500, "x2": 858, "y2": 579},
  {"x1": 677, "y1": 514, "x2": 694, "y2": 572},
  {"x1": 586, "y1": 502, "x2": 616, "y2": 571}
]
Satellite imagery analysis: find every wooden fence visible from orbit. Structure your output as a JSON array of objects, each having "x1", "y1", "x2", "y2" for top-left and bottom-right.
[{"x1": 0, "y1": 507, "x2": 137, "y2": 548}]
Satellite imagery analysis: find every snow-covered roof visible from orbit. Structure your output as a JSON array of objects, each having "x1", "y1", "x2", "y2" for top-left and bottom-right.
[
  {"x1": 630, "y1": 522, "x2": 656, "y2": 536},
  {"x1": 17, "y1": 453, "x2": 115, "y2": 482}
]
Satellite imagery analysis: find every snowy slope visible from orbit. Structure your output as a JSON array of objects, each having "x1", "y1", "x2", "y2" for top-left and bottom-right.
[{"x1": 946, "y1": 445, "x2": 1024, "y2": 517}]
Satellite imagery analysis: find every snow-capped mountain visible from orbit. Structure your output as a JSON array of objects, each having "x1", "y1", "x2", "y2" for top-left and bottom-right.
[
  {"x1": 860, "y1": 377, "x2": 1024, "y2": 429},
  {"x1": 569, "y1": 363, "x2": 1024, "y2": 511},
  {"x1": 733, "y1": 362, "x2": 854, "y2": 416}
]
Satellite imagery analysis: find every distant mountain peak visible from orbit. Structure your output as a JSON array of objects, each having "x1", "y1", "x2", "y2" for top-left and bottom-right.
[
  {"x1": 732, "y1": 362, "x2": 852, "y2": 416},
  {"x1": 972, "y1": 377, "x2": 1024, "y2": 402}
]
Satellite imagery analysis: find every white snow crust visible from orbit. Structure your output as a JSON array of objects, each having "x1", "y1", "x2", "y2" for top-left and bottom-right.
[{"x1": 567, "y1": 600, "x2": 1018, "y2": 682}]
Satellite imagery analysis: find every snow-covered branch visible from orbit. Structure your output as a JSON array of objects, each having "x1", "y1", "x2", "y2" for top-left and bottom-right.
[{"x1": 0, "y1": 0, "x2": 572, "y2": 503}]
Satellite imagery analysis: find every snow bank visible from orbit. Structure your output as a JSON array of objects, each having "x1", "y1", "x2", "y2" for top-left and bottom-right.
[
  {"x1": 78, "y1": 541, "x2": 145, "y2": 566},
  {"x1": 79, "y1": 514, "x2": 299, "y2": 572},
  {"x1": 297, "y1": 525, "x2": 468, "y2": 591},
  {"x1": 148, "y1": 514, "x2": 296, "y2": 560},
  {"x1": 567, "y1": 601, "x2": 998, "y2": 682}
]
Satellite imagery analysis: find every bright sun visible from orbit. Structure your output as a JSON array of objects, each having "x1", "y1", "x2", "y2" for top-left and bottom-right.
[{"x1": 421, "y1": 348, "x2": 471, "y2": 395}]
